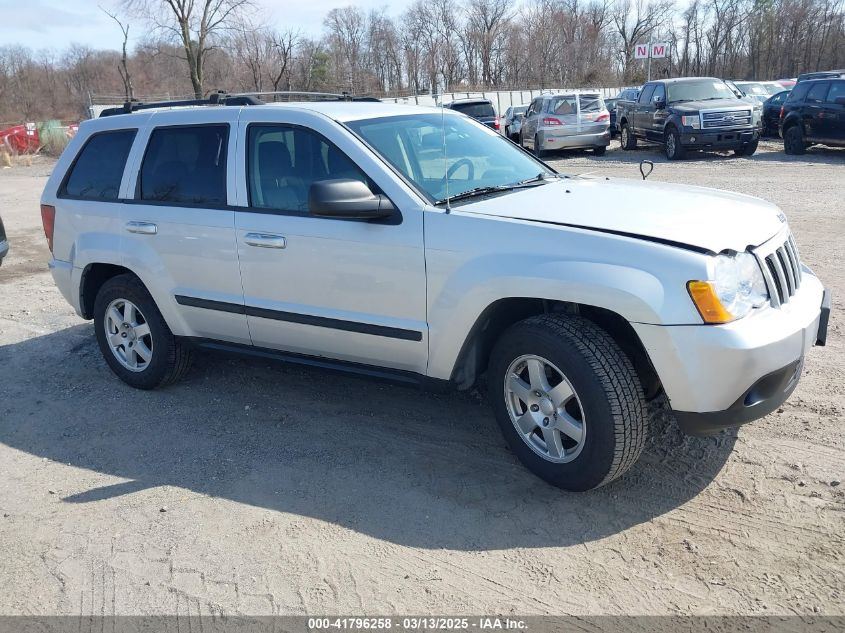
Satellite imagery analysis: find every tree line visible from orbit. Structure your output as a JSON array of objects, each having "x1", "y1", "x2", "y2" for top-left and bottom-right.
[{"x1": 1, "y1": 0, "x2": 843, "y2": 124}]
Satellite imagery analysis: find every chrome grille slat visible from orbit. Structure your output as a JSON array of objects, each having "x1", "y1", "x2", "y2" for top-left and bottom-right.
[
  {"x1": 755, "y1": 231, "x2": 802, "y2": 307},
  {"x1": 777, "y1": 248, "x2": 794, "y2": 296},
  {"x1": 700, "y1": 109, "x2": 752, "y2": 130}
]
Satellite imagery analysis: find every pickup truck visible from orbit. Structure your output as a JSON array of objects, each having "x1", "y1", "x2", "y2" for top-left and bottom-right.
[{"x1": 618, "y1": 77, "x2": 762, "y2": 159}]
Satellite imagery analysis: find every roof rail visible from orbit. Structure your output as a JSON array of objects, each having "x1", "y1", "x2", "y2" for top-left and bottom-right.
[
  {"x1": 229, "y1": 90, "x2": 382, "y2": 103},
  {"x1": 98, "y1": 91, "x2": 264, "y2": 117}
]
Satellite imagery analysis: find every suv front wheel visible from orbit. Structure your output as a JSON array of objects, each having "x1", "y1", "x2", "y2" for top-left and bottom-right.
[
  {"x1": 94, "y1": 274, "x2": 193, "y2": 389},
  {"x1": 488, "y1": 314, "x2": 647, "y2": 491}
]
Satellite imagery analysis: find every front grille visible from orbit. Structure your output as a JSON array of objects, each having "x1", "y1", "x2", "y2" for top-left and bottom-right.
[
  {"x1": 701, "y1": 109, "x2": 752, "y2": 129},
  {"x1": 756, "y1": 233, "x2": 802, "y2": 307}
]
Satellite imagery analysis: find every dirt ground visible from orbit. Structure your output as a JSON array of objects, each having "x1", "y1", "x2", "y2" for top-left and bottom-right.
[{"x1": 0, "y1": 140, "x2": 842, "y2": 617}]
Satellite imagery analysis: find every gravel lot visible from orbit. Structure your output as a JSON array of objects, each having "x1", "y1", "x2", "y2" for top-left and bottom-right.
[{"x1": 0, "y1": 140, "x2": 842, "y2": 617}]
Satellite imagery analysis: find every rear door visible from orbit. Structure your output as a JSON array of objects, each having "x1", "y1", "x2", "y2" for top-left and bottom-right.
[
  {"x1": 802, "y1": 81, "x2": 830, "y2": 141},
  {"x1": 121, "y1": 109, "x2": 249, "y2": 344},
  {"x1": 820, "y1": 80, "x2": 845, "y2": 142},
  {"x1": 635, "y1": 84, "x2": 656, "y2": 135}
]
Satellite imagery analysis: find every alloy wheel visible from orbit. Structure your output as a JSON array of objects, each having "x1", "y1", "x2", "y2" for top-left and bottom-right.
[
  {"x1": 104, "y1": 298, "x2": 153, "y2": 372},
  {"x1": 503, "y1": 354, "x2": 586, "y2": 463}
]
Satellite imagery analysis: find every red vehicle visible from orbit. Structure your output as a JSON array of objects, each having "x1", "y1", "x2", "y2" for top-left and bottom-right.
[{"x1": 0, "y1": 121, "x2": 78, "y2": 154}]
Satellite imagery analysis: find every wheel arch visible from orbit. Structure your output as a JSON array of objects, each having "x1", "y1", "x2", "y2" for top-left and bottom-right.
[
  {"x1": 79, "y1": 263, "x2": 139, "y2": 319},
  {"x1": 449, "y1": 298, "x2": 661, "y2": 399}
]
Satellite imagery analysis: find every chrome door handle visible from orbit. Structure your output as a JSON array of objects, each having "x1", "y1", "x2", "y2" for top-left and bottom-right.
[
  {"x1": 126, "y1": 221, "x2": 157, "y2": 235},
  {"x1": 244, "y1": 233, "x2": 286, "y2": 249}
]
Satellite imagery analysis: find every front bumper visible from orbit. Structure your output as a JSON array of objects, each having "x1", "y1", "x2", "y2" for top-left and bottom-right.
[
  {"x1": 541, "y1": 129, "x2": 610, "y2": 150},
  {"x1": 633, "y1": 272, "x2": 827, "y2": 434},
  {"x1": 680, "y1": 128, "x2": 759, "y2": 149}
]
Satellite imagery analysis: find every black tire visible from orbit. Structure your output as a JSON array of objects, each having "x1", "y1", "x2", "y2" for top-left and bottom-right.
[
  {"x1": 664, "y1": 126, "x2": 686, "y2": 160},
  {"x1": 784, "y1": 125, "x2": 806, "y2": 155},
  {"x1": 93, "y1": 274, "x2": 193, "y2": 389},
  {"x1": 534, "y1": 134, "x2": 547, "y2": 159},
  {"x1": 735, "y1": 139, "x2": 759, "y2": 157},
  {"x1": 488, "y1": 314, "x2": 648, "y2": 491},
  {"x1": 620, "y1": 122, "x2": 637, "y2": 150},
  {"x1": 593, "y1": 145, "x2": 607, "y2": 156}
]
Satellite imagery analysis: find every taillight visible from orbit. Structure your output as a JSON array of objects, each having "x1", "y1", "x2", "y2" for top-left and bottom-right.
[
  {"x1": 41, "y1": 204, "x2": 55, "y2": 253},
  {"x1": 543, "y1": 117, "x2": 563, "y2": 126},
  {"x1": 595, "y1": 112, "x2": 610, "y2": 122}
]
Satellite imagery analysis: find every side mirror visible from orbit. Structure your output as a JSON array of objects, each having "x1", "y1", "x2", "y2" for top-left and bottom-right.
[
  {"x1": 654, "y1": 96, "x2": 666, "y2": 109},
  {"x1": 309, "y1": 179, "x2": 395, "y2": 220}
]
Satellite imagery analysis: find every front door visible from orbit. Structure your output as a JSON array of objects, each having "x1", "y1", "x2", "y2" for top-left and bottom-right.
[{"x1": 232, "y1": 113, "x2": 428, "y2": 374}]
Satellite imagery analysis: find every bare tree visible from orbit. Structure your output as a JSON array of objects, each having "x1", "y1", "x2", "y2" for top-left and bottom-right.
[
  {"x1": 102, "y1": 7, "x2": 135, "y2": 100},
  {"x1": 122, "y1": 0, "x2": 252, "y2": 98},
  {"x1": 465, "y1": 0, "x2": 512, "y2": 87}
]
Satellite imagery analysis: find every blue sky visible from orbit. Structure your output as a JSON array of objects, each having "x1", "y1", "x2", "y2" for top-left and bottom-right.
[{"x1": 0, "y1": 0, "x2": 395, "y2": 51}]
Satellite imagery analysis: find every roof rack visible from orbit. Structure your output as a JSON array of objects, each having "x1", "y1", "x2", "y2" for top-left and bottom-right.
[
  {"x1": 229, "y1": 90, "x2": 382, "y2": 102},
  {"x1": 98, "y1": 89, "x2": 383, "y2": 117},
  {"x1": 99, "y1": 91, "x2": 264, "y2": 117}
]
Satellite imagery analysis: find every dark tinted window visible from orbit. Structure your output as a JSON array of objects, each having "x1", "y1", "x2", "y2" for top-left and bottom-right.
[
  {"x1": 651, "y1": 84, "x2": 666, "y2": 102},
  {"x1": 638, "y1": 84, "x2": 656, "y2": 104},
  {"x1": 806, "y1": 82, "x2": 830, "y2": 103},
  {"x1": 139, "y1": 125, "x2": 228, "y2": 205},
  {"x1": 786, "y1": 82, "x2": 812, "y2": 102},
  {"x1": 61, "y1": 130, "x2": 136, "y2": 200},
  {"x1": 827, "y1": 81, "x2": 845, "y2": 103},
  {"x1": 768, "y1": 91, "x2": 788, "y2": 105},
  {"x1": 247, "y1": 125, "x2": 368, "y2": 212},
  {"x1": 450, "y1": 102, "x2": 495, "y2": 117}
]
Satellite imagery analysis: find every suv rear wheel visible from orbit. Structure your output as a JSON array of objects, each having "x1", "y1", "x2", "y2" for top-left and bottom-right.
[
  {"x1": 784, "y1": 126, "x2": 806, "y2": 155},
  {"x1": 593, "y1": 145, "x2": 607, "y2": 156},
  {"x1": 488, "y1": 314, "x2": 647, "y2": 491},
  {"x1": 94, "y1": 274, "x2": 193, "y2": 389}
]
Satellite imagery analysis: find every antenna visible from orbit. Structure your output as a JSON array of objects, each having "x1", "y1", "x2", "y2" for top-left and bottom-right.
[{"x1": 439, "y1": 93, "x2": 451, "y2": 213}]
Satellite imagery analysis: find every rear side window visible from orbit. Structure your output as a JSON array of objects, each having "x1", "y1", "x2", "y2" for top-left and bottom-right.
[
  {"x1": 139, "y1": 125, "x2": 228, "y2": 206},
  {"x1": 452, "y1": 102, "x2": 495, "y2": 117},
  {"x1": 547, "y1": 96, "x2": 577, "y2": 115},
  {"x1": 827, "y1": 81, "x2": 845, "y2": 103},
  {"x1": 786, "y1": 82, "x2": 811, "y2": 103},
  {"x1": 806, "y1": 82, "x2": 830, "y2": 103},
  {"x1": 61, "y1": 130, "x2": 136, "y2": 200}
]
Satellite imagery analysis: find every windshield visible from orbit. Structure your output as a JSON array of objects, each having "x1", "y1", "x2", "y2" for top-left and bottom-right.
[
  {"x1": 668, "y1": 80, "x2": 738, "y2": 103},
  {"x1": 346, "y1": 113, "x2": 553, "y2": 204}
]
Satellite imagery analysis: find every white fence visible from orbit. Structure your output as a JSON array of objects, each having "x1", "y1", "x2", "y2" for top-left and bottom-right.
[{"x1": 381, "y1": 87, "x2": 629, "y2": 113}]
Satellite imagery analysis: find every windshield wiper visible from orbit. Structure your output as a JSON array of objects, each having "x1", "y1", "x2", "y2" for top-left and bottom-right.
[{"x1": 436, "y1": 172, "x2": 556, "y2": 205}]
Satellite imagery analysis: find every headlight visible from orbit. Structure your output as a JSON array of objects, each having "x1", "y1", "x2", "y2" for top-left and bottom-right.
[
  {"x1": 688, "y1": 252, "x2": 769, "y2": 323},
  {"x1": 681, "y1": 115, "x2": 700, "y2": 129}
]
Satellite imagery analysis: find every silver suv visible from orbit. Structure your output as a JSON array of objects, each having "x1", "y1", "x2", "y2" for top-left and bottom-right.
[{"x1": 41, "y1": 96, "x2": 829, "y2": 491}]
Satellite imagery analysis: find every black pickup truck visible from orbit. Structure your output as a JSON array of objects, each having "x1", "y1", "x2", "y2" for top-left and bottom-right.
[{"x1": 617, "y1": 77, "x2": 762, "y2": 159}]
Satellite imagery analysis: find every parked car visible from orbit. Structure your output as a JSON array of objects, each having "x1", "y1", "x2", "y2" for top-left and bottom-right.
[
  {"x1": 762, "y1": 89, "x2": 790, "y2": 136},
  {"x1": 444, "y1": 98, "x2": 500, "y2": 131},
  {"x1": 520, "y1": 92, "x2": 610, "y2": 157},
  {"x1": 617, "y1": 77, "x2": 762, "y2": 159},
  {"x1": 605, "y1": 98, "x2": 619, "y2": 135},
  {"x1": 0, "y1": 214, "x2": 7, "y2": 266},
  {"x1": 730, "y1": 81, "x2": 783, "y2": 105},
  {"x1": 780, "y1": 77, "x2": 845, "y2": 154},
  {"x1": 41, "y1": 95, "x2": 829, "y2": 492},
  {"x1": 503, "y1": 105, "x2": 528, "y2": 140},
  {"x1": 797, "y1": 70, "x2": 845, "y2": 83}
]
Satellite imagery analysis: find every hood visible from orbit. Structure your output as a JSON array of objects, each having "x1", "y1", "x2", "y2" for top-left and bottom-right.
[
  {"x1": 458, "y1": 177, "x2": 785, "y2": 253},
  {"x1": 671, "y1": 99, "x2": 749, "y2": 112}
]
